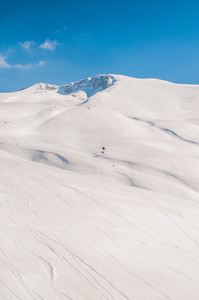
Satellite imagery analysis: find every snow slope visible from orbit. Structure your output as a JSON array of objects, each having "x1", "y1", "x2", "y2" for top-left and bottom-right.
[{"x1": 0, "y1": 74, "x2": 199, "y2": 300}]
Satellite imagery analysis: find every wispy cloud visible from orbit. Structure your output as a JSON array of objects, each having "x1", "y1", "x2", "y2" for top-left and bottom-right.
[
  {"x1": 39, "y1": 39, "x2": 58, "y2": 50},
  {"x1": 38, "y1": 60, "x2": 46, "y2": 66},
  {"x1": 56, "y1": 26, "x2": 68, "y2": 33},
  {"x1": 0, "y1": 54, "x2": 46, "y2": 70},
  {"x1": 14, "y1": 63, "x2": 33, "y2": 69},
  {"x1": 14, "y1": 60, "x2": 46, "y2": 69},
  {"x1": 0, "y1": 55, "x2": 11, "y2": 68},
  {"x1": 20, "y1": 41, "x2": 36, "y2": 50},
  {"x1": 74, "y1": 33, "x2": 91, "y2": 41}
]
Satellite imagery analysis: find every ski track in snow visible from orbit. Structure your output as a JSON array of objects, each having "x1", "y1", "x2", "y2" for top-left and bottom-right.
[
  {"x1": 0, "y1": 74, "x2": 199, "y2": 299},
  {"x1": 129, "y1": 116, "x2": 199, "y2": 145}
]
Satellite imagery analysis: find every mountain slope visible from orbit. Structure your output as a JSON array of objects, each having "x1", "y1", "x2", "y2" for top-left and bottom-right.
[{"x1": 0, "y1": 74, "x2": 199, "y2": 300}]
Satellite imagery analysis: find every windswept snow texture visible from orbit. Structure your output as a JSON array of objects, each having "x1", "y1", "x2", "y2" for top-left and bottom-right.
[{"x1": 0, "y1": 74, "x2": 199, "y2": 300}]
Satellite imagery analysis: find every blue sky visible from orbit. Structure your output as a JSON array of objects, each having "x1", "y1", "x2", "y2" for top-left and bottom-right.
[{"x1": 1, "y1": 0, "x2": 199, "y2": 92}]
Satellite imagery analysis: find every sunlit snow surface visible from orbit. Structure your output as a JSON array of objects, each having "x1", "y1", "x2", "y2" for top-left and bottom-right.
[{"x1": 0, "y1": 74, "x2": 199, "y2": 300}]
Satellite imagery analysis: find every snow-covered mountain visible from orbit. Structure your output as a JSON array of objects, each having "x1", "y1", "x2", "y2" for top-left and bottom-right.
[{"x1": 0, "y1": 74, "x2": 199, "y2": 300}]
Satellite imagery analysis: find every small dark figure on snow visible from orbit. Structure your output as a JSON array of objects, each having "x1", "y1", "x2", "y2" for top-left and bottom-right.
[{"x1": 101, "y1": 147, "x2": 106, "y2": 154}]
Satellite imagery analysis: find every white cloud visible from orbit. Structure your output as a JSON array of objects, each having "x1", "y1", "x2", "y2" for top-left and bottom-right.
[
  {"x1": 0, "y1": 51, "x2": 46, "y2": 70},
  {"x1": 14, "y1": 61, "x2": 47, "y2": 69},
  {"x1": 74, "y1": 33, "x2": 91, "y2": 41},
  {"x1": 20, "y1": 41, "x2": 36, "y2": 50},
  {"x1": 14, "y1": 63, "x2": 33, "y2": 69},
  {"x1": 56, "y1": 26, "x2": 68, "y2": 33},
  {"x1": 39, "y1": 39, "x2": 58, "y2": 50},
  {"x1": 37, "y1": 60, "x2": 46, "y2": 66},
  {"x1": 0, "y1": 55, "x2": 11, "y2": 68}
]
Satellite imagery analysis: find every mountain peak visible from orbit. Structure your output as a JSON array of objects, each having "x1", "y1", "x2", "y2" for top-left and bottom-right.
[
  {"x1": 34, "y1": 83, "x2": 58, "y2": 91},
  {"x1": 58, "y1": 74, "x2": 116, "y2": 97}
]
